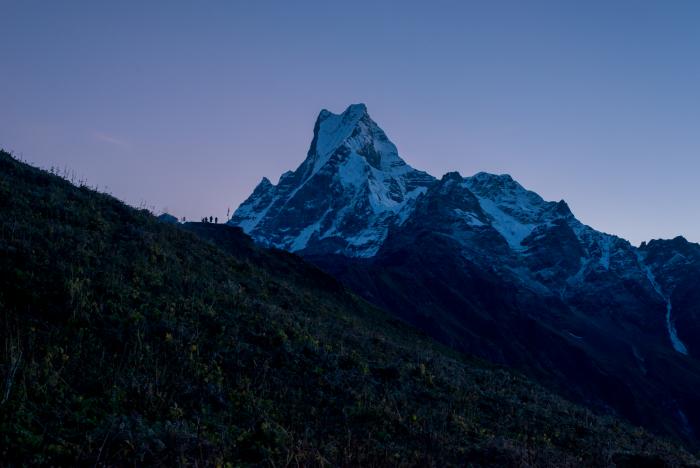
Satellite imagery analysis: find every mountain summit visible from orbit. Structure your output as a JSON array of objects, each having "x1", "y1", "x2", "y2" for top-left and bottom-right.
[{"x1": 230, "y1": 104, "x2": 434, "y2": 257}]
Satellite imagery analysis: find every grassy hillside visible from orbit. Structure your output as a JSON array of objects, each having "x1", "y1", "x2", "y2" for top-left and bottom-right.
[{"x1": 0, "y1": 149, "x2": 696, "y2": 466}]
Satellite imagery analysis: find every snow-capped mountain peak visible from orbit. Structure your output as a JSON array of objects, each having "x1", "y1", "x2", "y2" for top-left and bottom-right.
[
  {"x1": 306, "y1": 103, "x2": 369, "y2": 176},
  {"x1": 229, "y1": 104, "x2": 435, "y2": 256},
  {"x1": 307, "y1": 103, "x2": 413, "y2": 176}
]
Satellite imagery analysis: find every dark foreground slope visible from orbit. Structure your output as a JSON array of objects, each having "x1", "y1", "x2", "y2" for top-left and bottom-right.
[{"x1": 0, "y1": 150, "x2": 696, "y2": 466}]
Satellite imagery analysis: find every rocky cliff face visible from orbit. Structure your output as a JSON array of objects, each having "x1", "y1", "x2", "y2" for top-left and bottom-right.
[{"x1": 229, "y1": 104, "x2": 700, "y2": 445}]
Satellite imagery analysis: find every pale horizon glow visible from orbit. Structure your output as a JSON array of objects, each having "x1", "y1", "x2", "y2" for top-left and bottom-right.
[{"x1": 1, "y1": 1, "x2": 699, "y2": 246}]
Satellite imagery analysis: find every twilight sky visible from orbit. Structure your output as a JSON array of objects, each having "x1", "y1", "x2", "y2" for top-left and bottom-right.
[{"x1": 2, "y1": 1, "x2": 699, "y2": 245}]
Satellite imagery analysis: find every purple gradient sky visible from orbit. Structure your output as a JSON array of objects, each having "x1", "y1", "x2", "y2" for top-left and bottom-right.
[{"x1": 2, "y1": 1, "x2": 699, "y2": 245}]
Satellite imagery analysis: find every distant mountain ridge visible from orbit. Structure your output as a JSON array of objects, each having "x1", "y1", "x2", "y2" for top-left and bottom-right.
[{"x1": 229, "y1": 104, "x2": 700, "y2": 446}]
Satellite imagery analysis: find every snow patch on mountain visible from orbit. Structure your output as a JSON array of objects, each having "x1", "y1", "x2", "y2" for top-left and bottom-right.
[
  {"x1": 637, "y1": 252, "x2": 689, "y2": 355},
  {"x1": 232, "y1": 179, "x2": 276, "y2": 232},
  {"x1": 666, "y1": 302, "x2": 688, "y2": 355},
  {"x1": 453, "y1": 208, "x2": 485, "y2": 227},
  {"x1": 462, "y1": 173, "x2": 554, "y2": 250},
  {"x1": 474, "y1": 197, "x2": 536, "y2": 250}
]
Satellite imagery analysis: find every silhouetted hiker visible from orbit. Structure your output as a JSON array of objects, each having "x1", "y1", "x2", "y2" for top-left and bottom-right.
[
  {"x1": 209, "y1": 216, "x2": 213, "y2": 223},
  {"x1": 215, "y1": 217, "x2": 218, "y2": 224}
]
